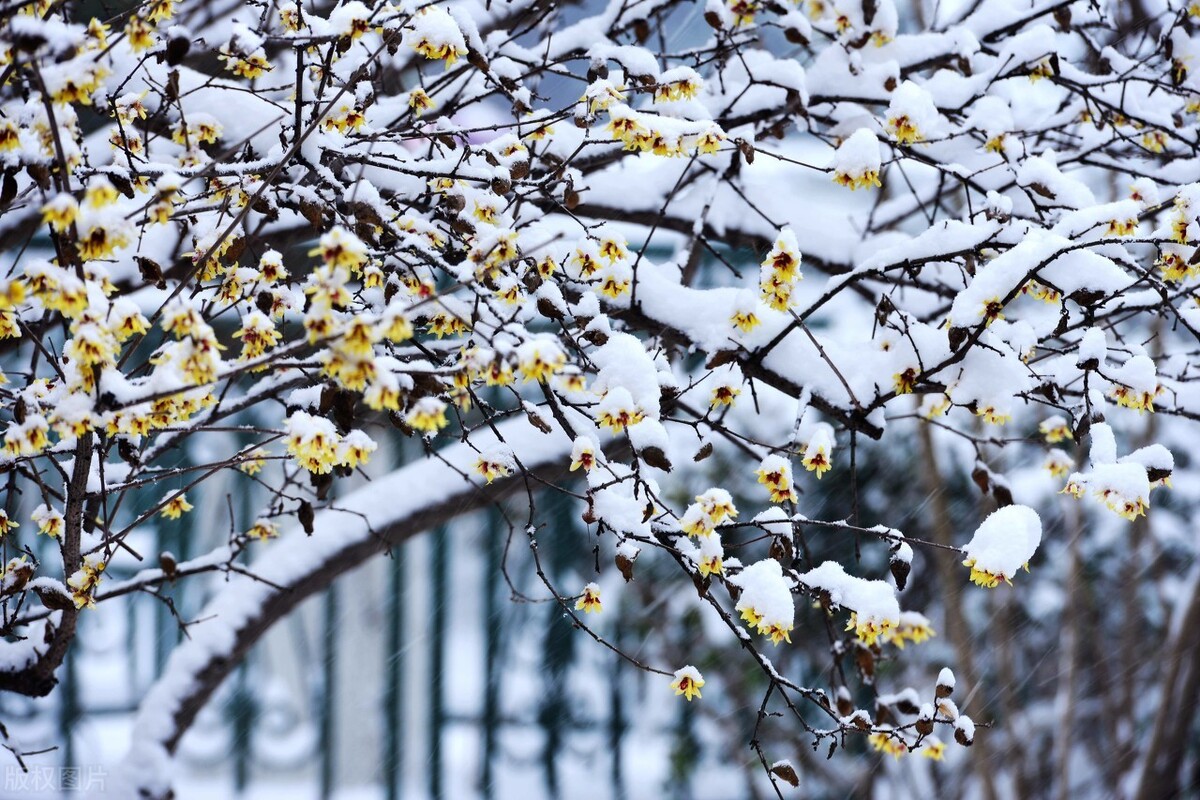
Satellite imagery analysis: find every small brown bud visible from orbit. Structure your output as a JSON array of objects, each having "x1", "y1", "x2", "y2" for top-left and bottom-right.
[{"x1": 298, "y1": 500, "x2": 315, "y2": 535}]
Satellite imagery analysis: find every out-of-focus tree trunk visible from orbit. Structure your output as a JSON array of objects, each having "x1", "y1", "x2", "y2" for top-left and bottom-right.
[
  {"x1": 1132, "y1": 565, "x2": 1200, "y2": 800},
  {"x1": 917, "y1": 421, "x2": 999, "y2": 800},
  {"x1": 1054, "y1": 484, "x2": 1084, "y2": 800}
]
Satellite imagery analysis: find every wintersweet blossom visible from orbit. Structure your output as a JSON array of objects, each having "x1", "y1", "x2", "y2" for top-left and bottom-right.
[
  {"x1": 404, "y1": 6, "x2": 468, "y2": 66},
  {"x1": 406, "y1": 398, "x2": 450, "y2": 435},
  {"x1": 246, "y1": 520, "x2": 280, "y2": 541},
  {"x1": 596, "y1": 388, "x2": 644, "y2": 433},
  {"x1": 801, "y1": 424, "x2": 834, "y2": 478},
  {"x1": 869, "y1": 731, "x2": 907, "y2": 758},
  {"x1": 671, "y1": 666, "x2": 705, "y2": 701},
  {"x1": 756, "y1": 455, "x2": 797, "y2": 504},
  {"x1": 1039, "y1": 417, "x2": 1073, "y2": 443},
  {"x1": 575, "y1": 582, "x2": 602, "y2": 613},
  {"x1": 32, "y1": 504, "x2": 64, "y2": 538},
  {"x1": 161, "y1": 493, "x2": 194, "y2": 520},
  {"x1": 882, "y1": 612, "x2": 936, "y2": 649},
  {"x1": 474, "y1": 448, "x2": 513, "y2": 484},
  {"x1": 67, "y1": 556, "x2": 106, "y2": 610},
  {"x1": 570, "y1": 437, "x2": 597, "y2": 472}
]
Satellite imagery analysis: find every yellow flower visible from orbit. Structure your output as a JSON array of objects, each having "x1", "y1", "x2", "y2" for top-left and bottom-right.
[
  {"x1": 41, "y1": 195, "x2": 78, "y2": 233},
  {"x1": 246, "y1": 519, "x2": 279, "y2": 540},
  {"x1": 67, "y1": 556, "x2": 106, "y2": 609},
  {"x1": 868, "y1": 732, "x2": 907, "y2": 759},
  {"x1": 1110, "y1": 384, "x2": 1157, "y2": 413},
  {"x1": 598, "y1": 271, "x2": 631, "y2": 298},
  {"x1": 575, "y1": 582, "x2": 602, "y2": 613},
  {"x1": 961, "y1": 556, "x2": 1027, "y2": 588},
  {"x1": 1096, "y1": 487, "x2": 1148, "y2": 521},
  {"x1": 310, "y1": 226, "x2": 367, "y2": 271},
  {"x1": 1157, "y1": 250, "x2": 1196, "y2": 282},
  {"x1": 86, "y1": 18, "x2": 111, "y2": 49},
  {"x1": 1044, "y1": 451, "x2": 1072, "y2": 479},
  {"x1": 711, "y1": 384, "x2": 739, "y2": 407},
  {"x1": 833, "y1": 166, "x2": 881, "y2": 190},
  {"x1": 233, "y1": 314, "x2": 282, "y2": 361},
  {"x1": 680, "y1": 505, "x2": 715, "y2": 537},
  {"x1": 886, "y1": 114, "x2": 922, "y2": 145},
  {"x1": 670, "y1": 666, "x2": 705, "y2": 701},
  {"x1": 894, "y1": 367, "x2": 918, "y2": 395},
  {"x1": 755, "y1": 457, "x2": 797, "y2": 504},
  {"x1": 598, "y1": 236, "x2": 628, "y2": 263},
  {"x1": 239, "y1": 448, "x2": 269, "y2": 475},
  {"x1": 161, "y1": 492, "x2": 194, "y2": 520},
  {"x1": 731, "y1": 307, "x2": 760, "y2": 333},
  {"x1": 1039, "y1": 418, "x2": 1072, "y2": 443},
  {"x1": 975, "y1": 405, "x2": 1011, "y2": 425},
  {"x1": 32, "y1": 504, "x2": 63, "y2": 538},
  {"x1": 920, "y1": 739, "x2": 946, "y2": 761},
  {"x1": 408, "y1": 88, "x2": 436, "y2": 115},
  {"x1": 125, "y1": 15, "x2": 157, "y2": 52},
  {"x1": 336, "y1": 431, "x2": 376, "y2": 469},
  {"x1": 0, "y1": 120, "x2": 20, "y2": 152},
  {"x1": 728, "y1": 0, "x2": 759, "y2": 26},
  {"x1": 474, "y1": 455, "x2": 511, "y2": 484},
  {"x1": 801, "y1": 444, "x2": 831, "y2": 479},
  {"x1": 883, "y1": 613, "x2": 936, "y2": 649},
  {"x1": 146, "y1": 0, "x2": 174, "y2": 22},
  {"x1": 569, "y1": 437, "x2": 596, "y2": 472},
  {"x1": 86, "y1": 180, "x2": 120, "y2": 209},
  {"x1": 695, "y1": 127, "x2": 725, "y2": 155},
  {"x1": 427, "y1": 311, "x2": 470, "y2": 338},
  {"x1": 1105, "y1": 218, "x2": 1138, "y2": 237},
  {"x1": 695, "y1": 489, "x2": 737, "y2": 524},
  {"x1": 761, "y1": 622, "x2": 792, "y2": 644},
  {"x1": 595, "y1": 392, "x2": 644, "y2": 433},
  {"x1": 1141, "y1": 130, "x2": 1167, "y2": 154},
  {"x1": 221, "y1": 49, "x2": 273, "y2": 80},
  {"x1": 846, "y1": 612, "x2": 895, "y2": 646},
  {"x1": 406, "y1": 397, "x2": 449, "y2": 434},
  {"x1": 406, "y1": 7, "x2": 468, "y2": 66},
  {"x1": 0, "y1": 510, "x2": 18, "y2": 538}
]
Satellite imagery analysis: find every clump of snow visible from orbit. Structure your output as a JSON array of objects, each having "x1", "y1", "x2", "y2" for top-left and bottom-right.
[
  {"x1": 962, "y1": 505, "x2": 1041, "y2": 583},
  {"x1": 729, "y1": 559, "x2": 795, "y2": 642},
  {"x1": 800, "y1": 561, "x2": 900, "y2": 631}
]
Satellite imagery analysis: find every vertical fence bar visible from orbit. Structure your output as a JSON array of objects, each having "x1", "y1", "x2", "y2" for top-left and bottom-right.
[
  {"x1": 384, "y1": 541, "x2": 405, "y2": 800},
  {"x1": 539, "y1": 488, "x2": 580, "y2": 800},
  {"x1": 430, "y1": 525, "x2": 447, "y2": 800},
  {"x1": 609, "y1": 629, "x2": 626, "y2": 800},
  {"x1": 232, "y1": 441, "x2": 255, "y2": 793},
  {"x1": 482, "y1": 505, "x2": 503, "y2": 799},
  {"x1": 320, "y1": 584, "x2": 338, "y2": 799},
  {"x1": 231, "y1": 663, "x2": 252, "y2": 792}
]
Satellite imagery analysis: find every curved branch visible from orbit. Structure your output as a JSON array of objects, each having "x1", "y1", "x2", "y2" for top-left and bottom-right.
[{"x1": 117, "y1": 416, "x2": 576, "y2": 798}]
